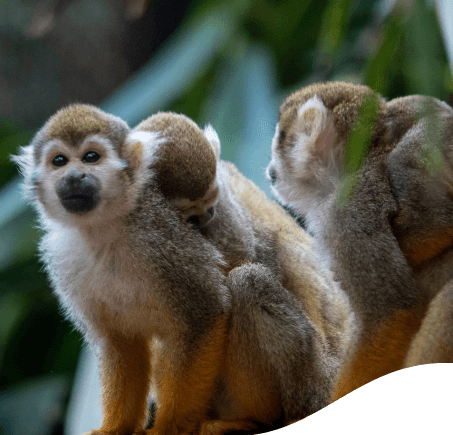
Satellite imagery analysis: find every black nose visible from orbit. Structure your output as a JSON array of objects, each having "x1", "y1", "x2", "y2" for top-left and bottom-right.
[
  {"x1": 56, "y1": 172, "x2": 101, "y2": 214},
  {"x1": 268, "y1": 166, "x2": 277, "y2": 184}
]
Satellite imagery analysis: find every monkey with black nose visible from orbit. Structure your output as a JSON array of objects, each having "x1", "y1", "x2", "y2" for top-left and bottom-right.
[
  {"x1": 267, "y1": 81, "x2": 453, "y2": 401},
  {"x1": 14, "y1": 105, "x2": 353, "y2": 435},
  {"x1": 14, "y1": 105, "x2": 233, "y2": 435}
]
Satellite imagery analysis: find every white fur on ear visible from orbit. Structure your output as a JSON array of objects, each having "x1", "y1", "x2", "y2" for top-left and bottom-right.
[
  {"x1": 11, "y1": 144, "x2": 34, "y2": 179},
  {"x1": 11, "y1": 145, "x2": 36, "y2": 200},
  {"x1": 292, "y1": 95, "x2": 338, "y2": 178},
  {"x1": 126, "y1": 131, "x2": 166, "y2": 170},
  {"x1": 203, "y1": 124, "x2": 221, "y2": 160}
]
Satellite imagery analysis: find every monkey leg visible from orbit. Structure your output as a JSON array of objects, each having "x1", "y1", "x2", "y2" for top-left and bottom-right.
[
  {"x1": 83, "y1": 334, "x2": 152, "y2": 435},
  {"x1": 331, "y1": 309, "x2": 423, "y2": 401},
  {"x1": 212, "y1": 264, "x2": 331, "y2": 429},
  {"x1": 147, "y1": 316, "x2": 229, "y2": 435}
]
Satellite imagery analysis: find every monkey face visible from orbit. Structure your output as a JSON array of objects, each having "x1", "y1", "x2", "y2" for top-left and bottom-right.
[
  {"x1": 267, "y1": 96, "x2": 341, "y2": 216},
  {"x1": 266, "y1": 121, "x2": 296, "y2": 205},
  {"x1": 34, "y1": 134, "x2": 129, "y2": 223},
  {"x1": 56, "y1": 170, "x2": 100, "y2": 213},
  {"x1": 169, "y1": 182, "x2": 219, "y2": 229},
  {"x1": 12, "y1": 104, "x2": 135, "y2": 227}
]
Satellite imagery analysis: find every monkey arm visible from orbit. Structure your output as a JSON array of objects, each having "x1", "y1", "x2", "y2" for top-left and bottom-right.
[
  {"x1": 328, "y1": 238, "x2": 424, "y2": 401},
  {"x1": 332, "y1": 309, "x2": 422, "y2": 401},
  {"x1": 328, "y1": 160, "x2": 425, "y2": 401}
]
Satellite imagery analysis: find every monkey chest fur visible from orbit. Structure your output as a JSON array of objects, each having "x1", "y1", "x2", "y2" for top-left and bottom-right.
[{"x1": 40, "y1": 227, "x2": 178, "y2": 340}]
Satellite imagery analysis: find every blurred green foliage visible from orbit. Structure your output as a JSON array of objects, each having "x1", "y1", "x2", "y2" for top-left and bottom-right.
[
  {"x1": 337, "y1": 91, "x2": 380, "y2": 209},
  {"x1": 0, "y1": 0, "x2": 451, "y2": 434}
]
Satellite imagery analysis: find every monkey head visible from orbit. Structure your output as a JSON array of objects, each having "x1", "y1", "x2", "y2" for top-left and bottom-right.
[
  {"x1": 268, "y1": 81, "x2": 453, "y2": 268},
  {"x1": 131, "y1": 112, "x2": 221, "y2": 229},
  {"x1": 266, "y1": 81, "x2": 388, "y2": 216},
  {"x1": 12, "y1": 104, "x2": 157, "y2": 227}
]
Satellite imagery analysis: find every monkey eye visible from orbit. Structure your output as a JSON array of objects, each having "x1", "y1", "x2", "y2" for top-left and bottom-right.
[
  {"x1": 82, "y1": 151, "x2": 101, "y2": 163},
  {"x1": 52, "y1": 155, "x2": 68, "y2": 167}
]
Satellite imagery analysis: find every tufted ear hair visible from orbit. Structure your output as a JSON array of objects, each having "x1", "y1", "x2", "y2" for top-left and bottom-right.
[
  {"x1": 203, "y1": 124, "x2": 221, "y2": 160},
  {"x1": 124, "y1": 131, "x2": 165, "y2": 171},
  {"x1": 291, "y1": 95, "x2": 341, "y2": 179}
]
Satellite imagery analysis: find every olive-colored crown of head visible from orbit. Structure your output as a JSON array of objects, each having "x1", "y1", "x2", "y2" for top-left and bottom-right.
[
  {"x1": 134, "y1": 112, "x2": 217, "y2": 201},
  {"x1": 32, "y1": 104, "x2": 129, "y2": 161},
  {"x1": 279, "y1": 81, "x2": 387, "y2": 149}
]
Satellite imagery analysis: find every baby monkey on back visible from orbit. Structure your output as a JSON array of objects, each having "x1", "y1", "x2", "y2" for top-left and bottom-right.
[
  {"x1": 14, "y1": 105, "x2": 231, "y2": 435},
  {"x1": 267, "y1": 81, "x2": 453, "y2": 400},
  {"x1": 14, "y1": 105, "x2": 352, "y2": 434},
  {"x1": 131, "y1": 112, "x2": 353, "y2": 432}
]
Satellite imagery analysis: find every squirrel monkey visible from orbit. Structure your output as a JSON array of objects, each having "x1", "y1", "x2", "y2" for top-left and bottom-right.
[
  {"x1": 384, "y1": 94, "x2": 453, "y2": 367},
  {"x1": 128, "y1": 112, "x2": 353, "y2": 432},
  {"x1": 13, "y1": 104, "x2": 232, "y2": 435},
  {"x1": 132, "y1": 113, "x2": 220, "y2": 230},
  {"x1": 14, "y1": 106, "x2": 352, "y2": 434},
  {"x1": 267, "y1": 82, "x2": 453, "y2": 400}
]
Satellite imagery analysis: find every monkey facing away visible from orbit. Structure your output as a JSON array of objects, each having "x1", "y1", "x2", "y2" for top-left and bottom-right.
[
  {"x1": 130, "y1": 112, "x2": 353, "y2": 432},
  {"x1": 14, "y1": 105, "x2": 352, "y2": 435},
  {"x1": 385, "y1": 92, "x2": 453, "y2": 367},
  {"x1": 267, "y1": 82, "x2": 453, "y2": 400}
]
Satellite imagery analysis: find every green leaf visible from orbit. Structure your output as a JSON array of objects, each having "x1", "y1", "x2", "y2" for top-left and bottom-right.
[
  {"x1": 337, "y1": 91, "x2": 379, "y2": 209},
  {"x1": 364, "y1": 10, "x2": 406, "y2": 93},
  {"x1": 317, "y1": 0, "x2": 354, "y2": 68}
]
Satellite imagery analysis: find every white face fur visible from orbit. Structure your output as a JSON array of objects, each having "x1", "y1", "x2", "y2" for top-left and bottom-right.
[
  {"x1": 16, "y1": 134, "x2": 136, "y2": 230},
  {"x1": 267, "y1": 95, "x2": 342, "y2": 216},
  {"x1": 13, "y1": 118, "x2": 169, "y2": 231}
]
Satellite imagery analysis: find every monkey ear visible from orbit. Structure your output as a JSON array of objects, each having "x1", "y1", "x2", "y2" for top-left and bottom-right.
[
  {"x1": 203, "y1": 124, "x2": 221, "y2": 160},
  {"x1": 11, "y1": 144, "x2": 36, "y2": 200},
  {"x1": 291, "y1": 95, "x2": 340, "y2": 178},
  {"x1": 125, "y1": 131, "x2": 164, "y2": 170},
  {"x1": 11, "y1": 144, "x2": 34, "y2": 178}
]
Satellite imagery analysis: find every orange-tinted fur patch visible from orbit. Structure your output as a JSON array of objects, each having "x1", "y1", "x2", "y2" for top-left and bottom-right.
[
  {"x1": 400, "y1": 227, "x2": 453, "y2": 267},
  {"x1": 332, "y1": 309, "x2": 423, "y2": 401},
  {"x1": 147, "y1": 316, "x2": 228, "y2": 434},
  {"x1": 96, "y1": 335, "x2": 152, "y2": 434},
  {"x1": 222, "y1": 359, "x2": 280, "y2": 425}
]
